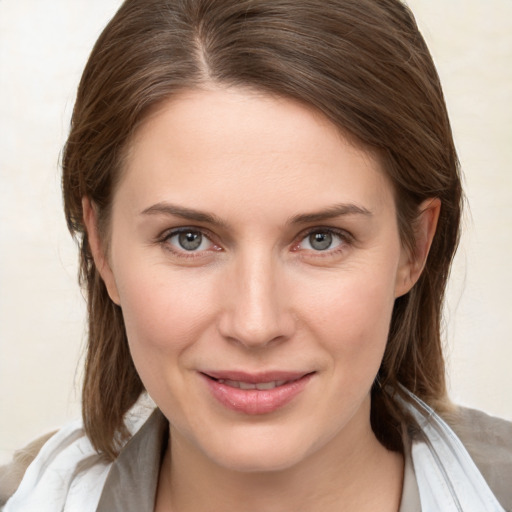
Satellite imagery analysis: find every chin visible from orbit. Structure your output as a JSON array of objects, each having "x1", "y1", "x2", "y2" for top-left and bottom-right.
[
  {"x1": 194, "y1": 422, "x2": 328, "y2": 474},
  {"x1": 213, "y1": 444, "x2": 309, "y2": 474}
]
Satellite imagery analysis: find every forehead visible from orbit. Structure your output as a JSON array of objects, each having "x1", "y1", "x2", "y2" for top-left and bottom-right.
[{"x1": 117, "y1": 87, "x2": 394, "y2": 219}]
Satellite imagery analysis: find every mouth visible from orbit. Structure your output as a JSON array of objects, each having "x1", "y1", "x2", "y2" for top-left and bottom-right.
[
  {"x1": 212, "y1": 378, "x2": 292, "y2": 390},
  {"x1": 200, "y1": 371, "x2": 315, "y2": 415}
]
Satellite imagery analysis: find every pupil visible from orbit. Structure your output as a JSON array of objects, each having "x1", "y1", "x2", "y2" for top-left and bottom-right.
[
  {"x1": 310, "y1": 232, "x2": 332, "y2": 251},
  {"x1": 179, "y1": 231, "x2": 202, "y2": 250}
]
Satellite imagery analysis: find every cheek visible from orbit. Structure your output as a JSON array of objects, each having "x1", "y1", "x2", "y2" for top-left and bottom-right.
[
  {"x1": 114, "y1": 265, "x2": 221, "y2": 416},
  {"x1": 299, "y1": 264, "x2": 397, "y2": 377},
  {"x1": 114, "y1": 261, "x2": 216, "y2": 366},
  {"x1": 307, "y1": 268, "x2": 396, "y2": 336}
]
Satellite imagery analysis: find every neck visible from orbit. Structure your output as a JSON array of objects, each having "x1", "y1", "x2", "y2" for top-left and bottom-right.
[{"x1": 155, "y1": 408, "x2": 403, "y2": 512}]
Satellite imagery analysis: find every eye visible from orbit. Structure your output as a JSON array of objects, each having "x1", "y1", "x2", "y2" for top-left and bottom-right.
[
  {"x1": 165, "y1": 229, "x2": 215, "y2": 253},
  {"x1": 296, "y1": 229, "x2": 346, "y2": 252}
]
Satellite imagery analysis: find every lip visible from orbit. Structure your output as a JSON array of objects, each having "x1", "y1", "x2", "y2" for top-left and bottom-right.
[{"x1": 200, "y1": 370, "x2": 315, "y2": 415}]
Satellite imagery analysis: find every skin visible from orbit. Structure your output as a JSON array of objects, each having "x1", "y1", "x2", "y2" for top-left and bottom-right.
[{"x1": 84, "y1": 87, "x2": 439, "y2": 511}]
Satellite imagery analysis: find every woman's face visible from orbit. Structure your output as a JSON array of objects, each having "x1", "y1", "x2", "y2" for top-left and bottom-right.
[{"x1": 93, "y1": 88, "x2": 419, "y2": 472}]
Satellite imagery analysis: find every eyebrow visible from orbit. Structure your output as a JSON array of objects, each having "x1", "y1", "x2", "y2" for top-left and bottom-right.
[
  {"x1": 288, "y1": 203, "x2": 373, "y2": 224},
  {"x1": 140, "y1": 202, "x2": 229, "y2": 228},
  {"x1": 140, "y1": 201, "x2": 372, "y2": 227}
]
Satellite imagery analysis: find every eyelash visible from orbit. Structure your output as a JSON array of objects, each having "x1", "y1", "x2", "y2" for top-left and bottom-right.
[
  {"x1": 292, "y1": 227, "x2": 352, "y2": 258},
  {"x1": 158, "y1": 227, "x2": 220, "y2": 259},
  {"x1": 157, "y1": 226, "x2": 353, "y2": 259}
]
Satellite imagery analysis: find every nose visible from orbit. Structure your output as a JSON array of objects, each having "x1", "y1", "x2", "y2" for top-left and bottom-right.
[{"x1": 217, "y1": 251, "x2": 295, "y2": 349}]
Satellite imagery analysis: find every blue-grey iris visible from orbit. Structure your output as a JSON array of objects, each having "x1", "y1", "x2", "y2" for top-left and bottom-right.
[
  {"x1": 179, "y1": 231, "x2": 202, "y2": 250},
  {"x1": 309, "y1": 232, "x2": 332, "y2": 251}
]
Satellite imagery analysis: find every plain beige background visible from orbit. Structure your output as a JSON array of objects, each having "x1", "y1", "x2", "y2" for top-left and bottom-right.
[{"x1": 1, "y1": 0, "x2": 511, "y2": 464}]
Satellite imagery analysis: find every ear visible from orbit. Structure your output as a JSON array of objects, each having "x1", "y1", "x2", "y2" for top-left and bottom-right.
[
  {"x1": 82, "y1": 197, "x2": 121, "y2": 305},
  {"x1": 395, "y1": 198, "x2": 441, "y2": 298}
]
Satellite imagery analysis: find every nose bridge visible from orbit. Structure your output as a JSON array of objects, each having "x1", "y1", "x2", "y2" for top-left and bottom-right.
[{"x1": 218, "y1": 247, "x2": 293, "y2": 348}]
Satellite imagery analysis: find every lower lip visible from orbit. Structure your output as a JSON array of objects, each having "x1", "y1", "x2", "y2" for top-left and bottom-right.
[{"x1": 201, "y1": 373, "x2": 314, "y2": 415}]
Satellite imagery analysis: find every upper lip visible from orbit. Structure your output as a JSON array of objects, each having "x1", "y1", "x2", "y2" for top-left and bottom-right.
[{"x1": 201, "y1": 370, "x2": 313, "y2": 383}]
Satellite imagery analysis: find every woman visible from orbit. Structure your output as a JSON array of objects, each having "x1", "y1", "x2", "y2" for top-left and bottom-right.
[{"x1": 3, "y1": 0, "x2": 511, "y2": 510}]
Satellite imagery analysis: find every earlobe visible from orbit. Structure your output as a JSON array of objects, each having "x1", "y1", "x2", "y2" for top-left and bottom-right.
[
  {"x1": 395, "y1": 198, "x2": 441, "y2": 298},
  {"x1": 82, "y1": 197, "x2": 121, "y2": 305}
]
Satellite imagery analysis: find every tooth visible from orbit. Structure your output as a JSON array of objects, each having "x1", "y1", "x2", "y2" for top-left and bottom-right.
[
  {"x1": 239, "y1": 382, "x2": 257, "y2": 390},
  {"x1": 256, "y1": 381, "x2": 277, "y2": 390},
  {"x1": 216, "y1": 378, "x2": 292, "y2": 390},
  {"x1": 224, "y1": 379, "x2": 241, "y2": 388}
]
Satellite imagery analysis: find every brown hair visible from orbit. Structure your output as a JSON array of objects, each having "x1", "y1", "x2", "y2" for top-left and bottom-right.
[{"x1": 62, "y1": 0, "x2": 462, "y2": 459}]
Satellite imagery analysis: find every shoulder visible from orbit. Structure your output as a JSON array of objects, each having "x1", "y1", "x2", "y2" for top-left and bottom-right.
[
  {"x1": 1, "y1": 421, "x2": 112, "y2": 512},
  {"x1": 1, "y1": 399, "x2": 156, "y2": 511},
  {"x1": 0, "y1": 431, "x2": 56, "y2": 507},
  {"x1": 445, "y1": 406, "x2": 512, "y2": 510}
]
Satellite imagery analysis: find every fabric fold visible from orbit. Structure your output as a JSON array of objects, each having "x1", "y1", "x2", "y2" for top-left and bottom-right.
[{"x1": 400, "y1": 390, "x2": 506, "y2": 512}]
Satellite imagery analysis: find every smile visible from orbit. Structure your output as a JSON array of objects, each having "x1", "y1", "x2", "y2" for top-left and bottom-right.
[
  {"x1": 216, "y1": 379, "x2": 292, "y2": 390},
  {"x1": 201, "y1": 371, "x2": 314, "y2": 415}
]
